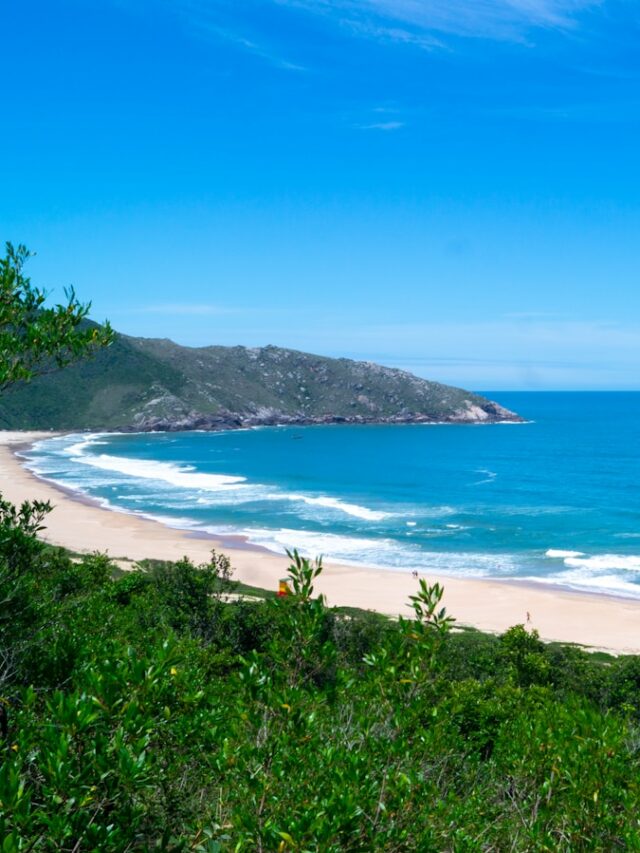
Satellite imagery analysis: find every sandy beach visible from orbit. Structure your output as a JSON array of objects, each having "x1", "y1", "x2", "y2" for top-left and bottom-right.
[{"x1": 2, "y1": 430, "x2": 640, "y2": 654}]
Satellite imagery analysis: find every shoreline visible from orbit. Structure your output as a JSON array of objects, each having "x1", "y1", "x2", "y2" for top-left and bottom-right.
[{"x1": 2, "y1": 430, "x2": 640, "y2": 653}]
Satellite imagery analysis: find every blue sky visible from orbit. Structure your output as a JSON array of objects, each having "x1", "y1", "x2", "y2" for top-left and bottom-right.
[{"x1": 2, "y1": 0, "x2": 640, "y2": 389}]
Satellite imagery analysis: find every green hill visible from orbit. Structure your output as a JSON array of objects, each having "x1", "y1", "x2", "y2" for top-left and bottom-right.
[{"x1": 0, "y1": 326, "x2": 520, "y2": 430}]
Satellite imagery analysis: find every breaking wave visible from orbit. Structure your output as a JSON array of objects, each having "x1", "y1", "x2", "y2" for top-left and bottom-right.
[{"x1": 23, "y1": 433, "x2": 391, "y2": 524}]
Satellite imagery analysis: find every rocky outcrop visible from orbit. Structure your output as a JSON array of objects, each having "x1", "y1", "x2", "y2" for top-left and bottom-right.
[{"x1": 122, "y1": 399, "x2": 521, "y2": 433}]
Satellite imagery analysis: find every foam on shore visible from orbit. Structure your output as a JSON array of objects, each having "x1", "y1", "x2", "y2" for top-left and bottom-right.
[
  {"x1": 22, "y1": 432, "x2": 392, "y2": 524},
  {"x1": 5, "y1": 429, "x2": 640, "y2": 652},
  {"x1": 18, "y1": 431, "x2": 640, "y2": 602}
]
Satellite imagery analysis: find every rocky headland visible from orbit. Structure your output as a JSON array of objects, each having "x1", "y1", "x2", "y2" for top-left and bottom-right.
[{"x1": 0, "y1": 328, "x2": 521, "y2": 431}]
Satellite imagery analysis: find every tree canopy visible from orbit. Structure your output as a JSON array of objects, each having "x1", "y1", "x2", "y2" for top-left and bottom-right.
[{"x1": 0, "y1": 242, "x2": 113, "y2": 392}]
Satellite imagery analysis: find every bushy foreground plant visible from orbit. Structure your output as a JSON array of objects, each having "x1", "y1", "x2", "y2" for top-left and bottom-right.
[{"x1": 1, "y1": 497, "x2": 640, "y2": 850}]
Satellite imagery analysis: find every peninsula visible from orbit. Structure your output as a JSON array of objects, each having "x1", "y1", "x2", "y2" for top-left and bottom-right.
[{"x1": 0, "y1": 326, "x2": 520, "y2": 431}]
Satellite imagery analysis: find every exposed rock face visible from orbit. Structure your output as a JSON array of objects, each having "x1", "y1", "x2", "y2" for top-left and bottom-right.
[
  {"x1": 123, "y1": 392, "x2": 520, "y2": 433},
  {"x1": 124, "y1": 404, "x2": 519, "y2": 433},
  {"x1": 0, "y1": 329, "x2": 522, "y2": 431},
  {"x1": 450, "y1": 400, "x2": 517, "y2": 423}
]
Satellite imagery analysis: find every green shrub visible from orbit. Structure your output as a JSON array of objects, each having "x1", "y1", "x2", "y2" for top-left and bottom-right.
[{"x1": 2, "y1": 493, "x2": 640, "y2": 850}]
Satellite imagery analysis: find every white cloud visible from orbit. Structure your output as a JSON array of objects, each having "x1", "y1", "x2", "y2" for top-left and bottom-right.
[{"x1": 275, "y1": 0, "x2": 601, "y2": 43}]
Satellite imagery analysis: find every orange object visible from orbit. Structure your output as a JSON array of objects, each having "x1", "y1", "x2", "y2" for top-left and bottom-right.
[{"x1": 278, "y1": 578, "x2": 291, "y2": 597}]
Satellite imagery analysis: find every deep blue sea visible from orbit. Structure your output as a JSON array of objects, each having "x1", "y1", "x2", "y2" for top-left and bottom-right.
[{"x1": 20, "y1": 392, "x2": 640, "y2": 597}]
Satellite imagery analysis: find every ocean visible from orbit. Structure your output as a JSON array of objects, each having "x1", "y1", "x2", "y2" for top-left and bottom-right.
[{"x1": 19, "y1": 392, "x2": 640, "y2": 598}]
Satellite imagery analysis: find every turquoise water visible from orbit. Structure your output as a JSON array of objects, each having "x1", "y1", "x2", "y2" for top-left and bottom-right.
[{"x1": 21, "y1": 392, "x2": 640, "y2": 597}]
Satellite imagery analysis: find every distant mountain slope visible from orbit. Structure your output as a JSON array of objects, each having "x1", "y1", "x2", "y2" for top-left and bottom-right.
[{"x1": 0, "y1": 328, "x2": 520, "y2": 430}]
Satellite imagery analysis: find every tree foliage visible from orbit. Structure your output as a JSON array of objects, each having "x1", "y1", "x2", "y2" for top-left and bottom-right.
[
  {"x1": 0, "y1": 242, "x2": 113, "y2": 391},
  {"x1": 1, "y1": 501, "x2": 640, "y2": 850}
]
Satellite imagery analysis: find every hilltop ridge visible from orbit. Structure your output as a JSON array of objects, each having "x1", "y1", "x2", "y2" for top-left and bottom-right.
[{"x1": 0, "y1": 327, "x2": 520, "y2": 430}]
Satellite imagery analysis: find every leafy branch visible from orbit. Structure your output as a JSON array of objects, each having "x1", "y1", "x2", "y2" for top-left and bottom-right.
[{"x1": 0, "y1": 242, "x2": 114, "y2": 392}]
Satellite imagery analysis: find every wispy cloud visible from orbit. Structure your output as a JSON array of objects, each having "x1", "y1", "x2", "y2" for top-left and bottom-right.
[
  {"x1": 193, "y1": 23, "x2": 306, "y2": 70},
  {"x1": 275, "y1": 0, "x2": 602, "y2": 44},
  {"x1": 360, "y1": 120, "x2": 405, "y2": 130},
  {"x1": 157, "y1": 0, "x2": 306, "y2": 70},
  {"x1": 338, "y1": 18, "x2": 445, "y2": 49}
]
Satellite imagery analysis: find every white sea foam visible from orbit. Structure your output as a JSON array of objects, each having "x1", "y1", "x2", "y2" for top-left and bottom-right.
[
  {"x1": 180, "y1": 488, "x2": 390, "y2": 522},
  {"x1": 417, "y1": 420, "x2": 529, "y2": 427},
  {"x1": 564, "y1": 554, "x2": 640, "y2": 572},
  {"x1": 274, "y1": 493, "x2": 389, "y2": 521},
  {"x1": 426, "y1": 525, "x2": 468, "y2": 536},
  {"x1": 545, "y1": 549, "x2": 585, "y2": 559},
  {"x1": 140, "y1": 512, "x2": 205, "y2": 530},
  {"x1": 238, "y1": 527, "x2": 401, "y2": 562},
  {"x1": 300, "y1": 495, "x2": 388, "y2": 521},
  {"x1": 26, "y1": 432, "x2": 390, "y2": 523},
  {"x1": 26, "y1": 429, "x2": 640, "y2": 599},
  {"x1": 423, "y1": 506, "x2": 457, "y2": 518},
  {"x1": 235, "y1": 526, "x2": 517, "y2": 576},
  {"x1": 72, "y1": 453, "x2": 248, "y2": 491},
  {"x1": 472, "y1": 468, "x2": 497, "y2": 485},
  {"x1": 64, "y1": 437, "x2": 110, "y2": 456},
  {"x1": 523, "y1": 573, "x2": 640, "y2": 599},
  {"x1": 561, "y1": 574, "x2": 640, "y2": 597},
  {"x1": 532, "y1": 551, "x2": 640, "y2": 599}
]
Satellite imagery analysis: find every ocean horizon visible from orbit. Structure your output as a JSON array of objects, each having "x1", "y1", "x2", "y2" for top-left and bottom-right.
[{"x1": 20, "y1": 391, "x2": 640, "y2": 599}]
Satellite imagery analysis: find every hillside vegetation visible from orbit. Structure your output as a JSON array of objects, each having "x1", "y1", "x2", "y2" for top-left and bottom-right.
[
  {"x1": 2, "y1": 496, "x2": 640, "y2": 850},
  {"x1": 0, "y1": 327, "x2": 518, "y2": 430}
]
